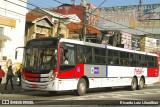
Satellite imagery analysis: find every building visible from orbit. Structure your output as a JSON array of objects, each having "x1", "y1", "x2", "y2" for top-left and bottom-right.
[
  {"x1": 49, "y1": 3, "x2": 100, "y2": 39},
  {"x1": 90, "y1": 4, "x2": 160, "y2": 52},
  {"x1": 0, "y1": 0, "x2": 27, "y2": 69},
  {"x1": 25, "y1": 8, "x2": 79, "y2": 41},
  {"x1": 25, "y1": 11, "x2": 54, "y2": 41},
  {"x1": 67, "y1": 22, "x2": 100, "y2": 40}
]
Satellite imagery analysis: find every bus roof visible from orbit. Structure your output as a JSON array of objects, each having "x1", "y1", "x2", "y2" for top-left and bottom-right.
[{"x1": 60, "y1": 38, "x2": 157, "y2": 57}]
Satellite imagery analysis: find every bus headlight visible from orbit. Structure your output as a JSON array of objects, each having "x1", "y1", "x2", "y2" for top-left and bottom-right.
[{"x1": 49, "y1": 72, "x2": 57, "y2": 81}]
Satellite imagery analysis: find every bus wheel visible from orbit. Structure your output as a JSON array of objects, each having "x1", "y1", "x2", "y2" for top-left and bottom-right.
[
  {"x1": 130, "y1": 77, "x2": 137, "y2": 91},
  {"x1": 48, "y1": 91, "x2": 57, "y2": 95},
  {"x1": 138, "y1": 78, "x2": 145, "y2": 90},
  {"x1": 75, "y1": 78, "x2": 87, "y2": 96}
]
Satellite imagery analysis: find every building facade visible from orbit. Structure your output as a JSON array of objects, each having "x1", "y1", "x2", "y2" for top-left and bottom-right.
[
  {"x1": 0, "y1": 0, "x2": 27, "y2": 69},
  {"x1": 90, "y1": 4, "x2": 160, "y2": 52},
  {"x1": 49, "y1": 4, "x2": 100, "y2": 40},
  {"x1": 25, "y1": 8, "x2": 71, "y2": 42}
]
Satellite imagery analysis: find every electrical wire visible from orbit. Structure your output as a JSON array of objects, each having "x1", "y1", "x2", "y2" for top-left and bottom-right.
[
  {"x1": 3, "y1": 0, "x2": 159, "y2": 36},
  {"x1": 0, "y1": 7, "x2": 25, "y2": 17},
  {"x1": 53, "y1": 0, "x2": 158, "y2": 35},
  {"x1": 87, "y1": 0, "x2": 107, "y2": 18},
  {"x1": 1, "y1": 0, "x2": 159, "y2": 51}
]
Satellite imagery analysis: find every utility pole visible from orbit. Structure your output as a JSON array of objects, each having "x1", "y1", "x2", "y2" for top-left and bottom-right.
[
  {"x1": 57, "y1": 21, "x2": 61, "y2": 36},
  {"x1": 81, "y1": 0, "x2": 88, "y2": 41},
  {"x1": 139, "y1": 0, "x2": 142, "y2": 6},
  {"x1": 82, "y1": 7, "x2": 87, "y2": 41},
  {"x1": 138, "y1": 0, "x2": 142, "y2": 20}
]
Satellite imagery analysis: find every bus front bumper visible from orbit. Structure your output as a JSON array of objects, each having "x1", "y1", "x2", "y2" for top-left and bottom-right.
[{"x1": 21, "y1": 79, "x2": 58, "y2": 91}]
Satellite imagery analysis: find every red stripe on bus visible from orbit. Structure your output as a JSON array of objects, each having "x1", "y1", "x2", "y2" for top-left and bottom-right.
[
  {"x1": 22, "y1": 69, "x2": 39, "y2": 81},
  {"x1": 148, "y1": 68, "x2": 158, "y2": 77},
  {"x1": 57, "y1": 64, "x2": 84, "y2": 78}
]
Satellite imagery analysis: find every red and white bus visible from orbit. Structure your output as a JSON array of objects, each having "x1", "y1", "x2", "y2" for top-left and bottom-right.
[{"x1": 16, "y1": 37, "x2": 159, "y2": 96}]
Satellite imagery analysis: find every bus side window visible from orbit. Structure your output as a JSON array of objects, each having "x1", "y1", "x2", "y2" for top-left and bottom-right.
[
  {"x1": 130, "y1": 53, "x2": 138, "y2": 66},
  {"x1": 121, "y1": 59, "x2": 129, "y2": 66},
  {"x1": 108, "y1": 57, "x2": 114, "y2": 65},
  {"x1": 77, "y1": 45, "x2": 85, "y2": 63},
  {"x1": 77, "y1": 55, "x2": 84, "y2": 63},
  {"x1": 67, "y1": 49, "x2": 75, "y2": 65},
  {"x1": 60, "y1": 44, "x2": 75, "y2": 72},
  {"x1": 154, "y1": 56, "x2": 158, "y2": 68},
  {"x1": 60, "y1": 48, "x2": 64, "y2": 65},
  {"x1": 120, "y1": 51, "x2": 129, "y2": 66},
  {"x1": 107, "y1": 49, "x2": 113, "y2": 65}
]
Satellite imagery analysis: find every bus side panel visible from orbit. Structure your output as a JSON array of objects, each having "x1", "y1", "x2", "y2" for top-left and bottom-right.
[
  {"x1": 84, "y1": 65, "x2": 106, "y2": 78},
  {"x1": 76, "y1": 64, "x2": 84, "y2": 78},
  {"x1": 56, "y1": 64, "x2": 84, "y2": 91},
  {"x1": 57, "y1": 64, "x2": 84, "y2": 78},
  {"x1": 146, "y1": 67, "x2": 159, "y2": 84},
  {"x1": 84, "y1": 64, "x2": 106, "y2": 88},
  {"x1": 148, "y1": 68, "x2": 159, "y2": 77}
]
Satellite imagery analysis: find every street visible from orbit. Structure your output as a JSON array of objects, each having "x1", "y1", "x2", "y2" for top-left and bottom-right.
[{"x1": 0, "y1": 84, "x2": 160, "y2": 106}]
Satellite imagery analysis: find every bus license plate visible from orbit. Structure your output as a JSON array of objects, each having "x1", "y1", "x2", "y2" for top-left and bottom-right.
[{"x1": 32, "y1": 84, "x2": 39, "y2": 88}]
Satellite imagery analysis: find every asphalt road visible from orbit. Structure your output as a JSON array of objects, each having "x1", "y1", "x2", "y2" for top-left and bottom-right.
[{"x1": 0, "y1": 85, "x2": 160, "y2": 107}]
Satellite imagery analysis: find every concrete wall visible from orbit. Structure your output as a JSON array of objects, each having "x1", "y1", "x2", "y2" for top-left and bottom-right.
[
  {"x1": 89, "y1": 4, "x2": 160, "y2": 35},
  {"x1": 0, "y1": 0, "x2": 27, "y2": 76},
  {"x1": 0, "y1": 0, "x2": 27, "y2": 61}
]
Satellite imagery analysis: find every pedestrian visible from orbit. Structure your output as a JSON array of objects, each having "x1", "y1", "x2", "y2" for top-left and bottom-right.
[
  {"x1": 5, "y1": 65, "x2": 14, "y2": 92},
  {"x1": 16, "y1": 64, "x2": 22, "y2": 86},
  {"x1": 0, "y1": 65, "x2": 5, "y2": 85}
]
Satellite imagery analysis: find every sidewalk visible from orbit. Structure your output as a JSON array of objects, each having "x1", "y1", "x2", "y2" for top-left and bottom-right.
[
  {"x1": 0, "y1": 75, "x2": 24, "y2": 94},
  {"x1": 0, "y1": 84, "x2": 23, "y2": 94}
]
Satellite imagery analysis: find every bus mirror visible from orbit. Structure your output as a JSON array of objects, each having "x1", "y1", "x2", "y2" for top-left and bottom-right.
[
  {"x1": 15, "y1": 46, "x2": 25, "y2": 59},
  {"x1": 15, "y1": 50, "x2": 18, "y2": 59}
]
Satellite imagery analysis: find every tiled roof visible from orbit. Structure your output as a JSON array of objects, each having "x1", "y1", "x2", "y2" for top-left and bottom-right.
[
  {"x1": 67, "y1": 22, "x2": 100, "y2": 35},
  {"x1": 26, "y1": 11, "x2": 53, "y2": 25},
  {"x1": 26, "y1": 11, "x2": 44, "y2": 22},
  {"x1": 50, "y1": 5, "x2": 85, "y2": 21}
]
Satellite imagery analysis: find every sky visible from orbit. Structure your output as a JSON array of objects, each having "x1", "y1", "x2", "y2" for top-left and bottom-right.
[{"x1": 27, "y1": 0, "x2": 160, "y2": 9}]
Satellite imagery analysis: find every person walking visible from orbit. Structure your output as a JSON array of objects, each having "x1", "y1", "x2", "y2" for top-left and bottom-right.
[
  {"x1": 16, "y1": 64, "x2": 22, "y2": 86},
  {"x1": 0, "y1": 65, "x2": 5, "y2": 85},
  {"x1": 5, "y1": 65, "x2": 14, "y2": 92}
]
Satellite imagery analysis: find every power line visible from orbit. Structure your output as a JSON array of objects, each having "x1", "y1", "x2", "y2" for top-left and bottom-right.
[
  {"x1": 4, "y1": 0, "x2": 32, "y2": 11},
  {"x1": 0, "y1": 7, "x2": 25, "y2": 17},
  {"x1": 83, "y1": 0, "x2": 108, "y2": 41},
  {"x1": 53, "y1": 0, "x2": 155, "y2": 35},
  {"x1": 87, "y1": 0, "x2": 107, "y2": 19},
  {"x1": 25, "y1": 0, "x2": 46, "y2": 8},
  {"x1": 4, "y1": 0, "x2": 107, "y2": 35},
  {"x1": 2, "y1": 0, "x2": 159, "y2": 50},
  {"x1": 52, "y1": 0, "x2": 111, "y2": 36},
  {"x1": 3, "y1": 0, "x2": 89, "y2": 38},
  {"x1": 6, "y1": 0, "x2": 83, "y2": 23},
  {"x1": 19, "y1": 0, "x2": 39, "y2": 8},
  {"x1": 5, "y1": 0, "x2": 157, "y2": 36}
]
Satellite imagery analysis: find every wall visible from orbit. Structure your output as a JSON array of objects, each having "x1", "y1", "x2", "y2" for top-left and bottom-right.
[
  {"x1": 89, "y1": 4, "x2": 160, "y2": 35},
  {"x1": 140, "y1": 36, "x2": 158, "y2": 52},
  {"x1": 0, "y1": 0, "x2": 27, "y2": 72},
  {"x1": 121, "y1": 32, "x2": 132, "y2": 49}
]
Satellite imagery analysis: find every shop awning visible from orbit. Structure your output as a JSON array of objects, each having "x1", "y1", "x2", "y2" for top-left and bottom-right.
[{"x1": 0, "y1": 35, "x2": 11, "y2": 41}]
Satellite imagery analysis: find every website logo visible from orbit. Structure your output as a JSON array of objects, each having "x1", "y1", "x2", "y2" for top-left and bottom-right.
[{"x1": 2, "y1": 100, "x2": 9, "y2": 104}]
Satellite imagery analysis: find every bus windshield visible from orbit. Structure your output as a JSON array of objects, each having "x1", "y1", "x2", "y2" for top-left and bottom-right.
[{"x1": 23, "y1": 47, "x2": 57, "y2": 71}]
